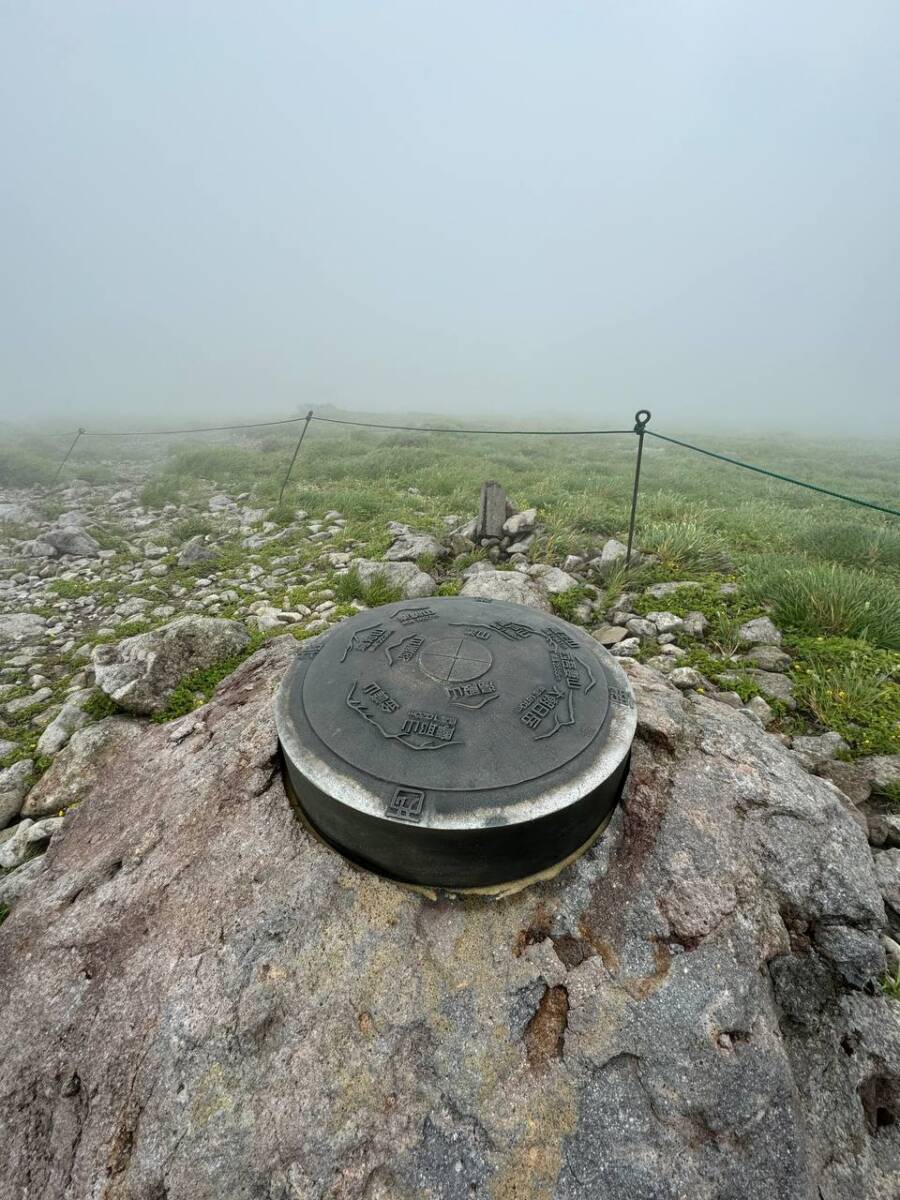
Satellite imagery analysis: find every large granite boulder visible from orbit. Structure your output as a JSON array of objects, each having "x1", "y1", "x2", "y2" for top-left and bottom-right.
[
  {"x1": 91, "y1": 616, "x2": 252, "y2": 715},
  {"x1": 0, "y1": 641, "x2": 897, "y2": 1200}
]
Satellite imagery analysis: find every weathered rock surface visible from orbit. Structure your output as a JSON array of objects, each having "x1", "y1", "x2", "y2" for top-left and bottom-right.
[
  {"x1": 36, "y1": 688, "x2": 93, "y2": 757},
  {"x1": 0, "y1": 759, "x2": 33, "y2": 827},
  {"x1": 177, "y1": 535, "x2": 219, "y2": 568},
  {"x1": 0, "y1": 611, "x2": 47, "y2": 644},
  {"x1": 739, "y1": 616, "x2": 782, "y2": 646},
  {"x1": 383, "y1": 530, "x2": 446, "y2": 563},
  {"x1": 529, "y1": 564, "x2": 580, "y2": 595},
  {"x1": 92, "y1": 616, "x2": 251, "y2": 715},
  {"x1": 43, "y1": 527, "x2": 101, "y2": 557},
  {"x1": 1, "y1": 641, "x2": 897, "y2": 1200},
  {"x1": 352, "y1": 558, "x2": 437, "y2": 599},
  {"x1": 460, "y1": 569, "x2": 552, "y2": 611}
]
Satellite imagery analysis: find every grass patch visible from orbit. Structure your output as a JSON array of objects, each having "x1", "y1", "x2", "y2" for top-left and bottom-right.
[
  {"x1": 46, "y1": 579, "x2": 95, "y2": 599},
  {"x1": 550, "y1": 586, "x2": 592, "y2": 623},
  {"x1": 0, "y1": 445, "x2": 55, "y2": 487},
  {"x1": 638, "y1": 520, "x2": 732, "y2": 574},
  {"x1": 795, "y1": 519, "x2": 900, "y2": 572},
  {"x1": 748, "y1": 561, "x2": 900, "y2": 649},
  {"x1": 170, "y1": 515, "x2": 216, "y2": 541},
  {"x1": 332, "y1": 568, "x2": 403, "y2": 607},
  {"x1": 82, "y1": 691, "x2": 121, "y2": 721},
  {"x1": 791, "y1": 637, "x2": 900, "y2": 755},
  {"x1": 882, "y1": 965, "x2": 900, "y2": 1001}
]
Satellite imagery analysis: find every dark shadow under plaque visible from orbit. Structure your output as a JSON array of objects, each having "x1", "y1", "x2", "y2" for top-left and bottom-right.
[{"x1": 275, "y1": 596, "x2": 636, "y2": 889}]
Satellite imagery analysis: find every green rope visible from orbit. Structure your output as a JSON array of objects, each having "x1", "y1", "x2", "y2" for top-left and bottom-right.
[{"x1": 647, "y1": 430, "x2": 900, "y2": 518}]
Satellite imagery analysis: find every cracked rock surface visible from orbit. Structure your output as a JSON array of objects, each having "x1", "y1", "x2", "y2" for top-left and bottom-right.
[{"x1": 0, "y1": 642, "x2": 898, "y2": 1200}]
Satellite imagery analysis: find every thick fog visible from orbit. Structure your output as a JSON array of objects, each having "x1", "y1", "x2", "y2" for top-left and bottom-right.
[{"x1": 2, "y1": 2, "x2": 899, "y2": 434}]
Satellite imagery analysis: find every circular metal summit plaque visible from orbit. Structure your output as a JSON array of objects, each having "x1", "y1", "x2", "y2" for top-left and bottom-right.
[{"x1": 275, "y1": 595, "x2": 637, "y2": 889}]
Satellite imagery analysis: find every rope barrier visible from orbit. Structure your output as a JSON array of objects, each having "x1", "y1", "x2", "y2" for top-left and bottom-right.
[
  {"x1": 646, "y1": 430, "x2": 900, "y2": 518},
  {"x1": 31, "y1": 406, "x2": 898, "y2": 521},
  {"x1": 309, "y1": 415, "x2": 633, "y2": 435},
  {"x1": 86, "y1": 415, "x2": 307, "y2": 436}
]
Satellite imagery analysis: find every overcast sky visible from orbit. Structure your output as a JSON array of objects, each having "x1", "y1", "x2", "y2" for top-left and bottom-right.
[{"x1": 2, "y1": 2, "x2": 898, "y2": 432}]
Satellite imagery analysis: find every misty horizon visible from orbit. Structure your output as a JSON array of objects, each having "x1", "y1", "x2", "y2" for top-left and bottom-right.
[{"x1": 3, "y1": 3, "x2": 899, "y2": 436}]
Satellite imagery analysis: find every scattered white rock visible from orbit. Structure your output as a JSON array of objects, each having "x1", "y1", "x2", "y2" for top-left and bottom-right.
[{"x1": 645, "y1": 611, "x2": 684, "y2": 635}]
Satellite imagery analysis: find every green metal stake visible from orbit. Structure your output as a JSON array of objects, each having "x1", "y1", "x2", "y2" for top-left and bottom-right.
[
  {"x1": 278, "y1": 411, "x2": 314, "y2": 506},
  {"x1": 53, "y1": 427, "x2": 86, "y2": 484},
  {"x1": 625, "y1": 410, "x2": 651, "y2": 566}
]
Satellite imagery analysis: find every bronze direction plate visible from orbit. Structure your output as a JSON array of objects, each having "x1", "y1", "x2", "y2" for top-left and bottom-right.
[{"x1": 275, "y1": 596, "x2": 637, "y2": 889}]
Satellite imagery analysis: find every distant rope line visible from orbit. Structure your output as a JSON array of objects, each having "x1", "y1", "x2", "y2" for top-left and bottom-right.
[
  {"x1": 87, "y1": 415, "x2": 308, "y2": 436},
  {"x1": 75, "y1": 414, "x2": 633, "y2": 437},
  {"x1": 33, "y1": 408, "x2": 899, "y2": 518},
  {"x1": 647, "y1": 430, "x2": 900, "y2": 518},
  {"x1": 310, "y1": 414, "x2": 633, "y2": 435}
]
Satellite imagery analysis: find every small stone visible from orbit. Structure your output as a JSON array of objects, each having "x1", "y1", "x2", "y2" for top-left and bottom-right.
[
  {"x1": 592, "y1": 625, "x2": 628, "y2": 646},
  {"x1": 659, "y1": 644, "x2": 686, "y2": 658},
  {"x1": 743, "y1": 695, "x2": 774, "y2": 726},
  {"x1": 791, "y1": 732, "x2": 850, "y2": 769},
  {"x1": 383, "y1": 532, "x2": 446, "y2": 563},
  {"x1": 0, "y1": 760, "x2": 33, "y2": 827},
  {"x1": 563, "y1": 555, "x2": 585, "y2": 572},
  {"x1": 746, "y1": 670, "x2": 796, "y2": 709},
  {"x1": 532, "y1": 567, "x2": 579, "y2": 596},
  {"x1": 714, "y1": 691, "x2": 744, "y2": 709},
  {"x1": 669, "y1": 666, "x2": 704, "y2": 690},
  {"x1": 645, "y1": 611, "x2": 684, "y2": 635},
  {"x1": 36, "y1": 689, "x2": 93, "y2": 756},
  {"x1": 681, "y1": 611, "x2": 708, "y2": 638},
  {"x1": 502, "y1": 508, "x2": 537, "y2": 537},
  {"x1": 625, "y1": 618, "x2": 657, "y2": 639},
  {"x1": 0, "y1": 855, "x2": 44, "y2": 907},
  {"x1": 4, "y1": 688, "x2": 52, "y2": 716},
  {"x1": 738, "y1": 617, "x2": 782, "y2": 646},
  {"x1": 592, "y1": 538, "x2": 628, "y2": 580},
  {"x1": 0, "y1": 818, "x2": 34, "y2": 869},
  {"x1": 644, "y1": 581, "x2": 701, "y2": 598},
  {"x1": 609, "y1": 637, "x2": 640, "y2": 658},
  {"x1": 873, "y1": 850, "x2": 900, "y2": 920},
  {"x1": 178, "y1": 536, "x2": 219, "y2": 569},
  {"x1": 741, "y1": 644, "x2": 792, "y2": 671},
  {"x1": 883, "y1": 935, "x2": 900, "y2": 974}
]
